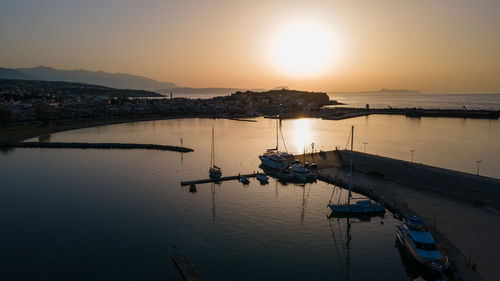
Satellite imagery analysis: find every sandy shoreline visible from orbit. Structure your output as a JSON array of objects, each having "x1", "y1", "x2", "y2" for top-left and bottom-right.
[{"x1": 0, "y1": 115, "x2": 251, "y2": 143}]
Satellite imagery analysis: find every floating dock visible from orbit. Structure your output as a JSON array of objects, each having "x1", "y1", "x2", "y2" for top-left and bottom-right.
[
  {"x1": 1, "y1": 141, "x2": 194, "y2": 152},
  {"x1": 173, "y1": 254, "x2": 203, "y2": 281},
  {"x1": 181, "y1": 173, "x2": 258, "y2": 186}
]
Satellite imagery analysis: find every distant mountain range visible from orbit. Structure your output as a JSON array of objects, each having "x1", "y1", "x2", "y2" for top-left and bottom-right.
[
  {"x1": 0, "y1": 79, "x2": 162, "y2": 97},
  {"x1": 0, "y1": 66, "x2": 178, "y2": 91},
  {"x1": 0, "y1": 66, "x2": 266, "y2": 96}
]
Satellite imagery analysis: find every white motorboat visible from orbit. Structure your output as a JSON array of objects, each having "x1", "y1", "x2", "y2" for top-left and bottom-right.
[
  {"x1": 328, "y1": 126, "x2": 385, "y2": 214},
  {"x1": 396, "y1": 215, "x2": 449, "y2": 272},
  {"x1": 275, "y1": 165, "x2": 316, "y2": 183},
  {"x1": 259, "y1": 118, "x2": 292, "y2": 170},
  {"x1": 288, "y1": 164, "x2": 317, "y2": 182}
]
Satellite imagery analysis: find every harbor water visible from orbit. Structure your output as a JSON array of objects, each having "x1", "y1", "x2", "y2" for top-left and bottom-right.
[{"x1": 1, "y1": 115, "x2": 499, "y2": 280}]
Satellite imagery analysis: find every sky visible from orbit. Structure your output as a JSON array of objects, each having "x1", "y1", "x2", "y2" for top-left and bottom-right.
[{"x1": 1, "y1": 0, "x2": 499, "y2": 92}]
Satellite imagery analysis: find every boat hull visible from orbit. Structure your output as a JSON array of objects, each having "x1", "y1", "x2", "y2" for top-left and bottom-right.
[
  {"x1": 396, "y1": 226, "x2": 449, "y2": 272},
  {"x1": 259, "y1": 155, "x2": 288, "y2": 170},
  {"x1": 329, "y1": 204, "x2": 385, "y2": 214}
]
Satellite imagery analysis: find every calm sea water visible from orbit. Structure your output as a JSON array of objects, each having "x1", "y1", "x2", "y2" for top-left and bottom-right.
[
  {"x1": 1, "y1": 116, "x2": 499, "y2": 280},
  {"x1": 327, "y1": 92, "x2": 500, "y2": 110},
  {"x1": 172, "y1": 91, "x2": 500, "y2": 110}
]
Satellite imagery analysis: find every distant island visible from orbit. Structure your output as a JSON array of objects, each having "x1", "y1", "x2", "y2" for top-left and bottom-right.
[{"x1": 360, "y1": 88, "x2": 421, "y2": 94}]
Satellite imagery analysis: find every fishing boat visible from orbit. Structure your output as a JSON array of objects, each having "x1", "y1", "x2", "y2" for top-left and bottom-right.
[
  {"x1": 396, "y1": 215, "x2": 449, "y2": 272},
  {"x1": 239, "y1": 175, "x2": 250, "y2": 185},
  {"x1": 209, "y1": 127, "x2": 222, "y2": 179},
  {"x1": 256, "y1": 173, "x2": 269, "y2": 184},
  {"x1": 328, "y1": 126, "x2": 385, "y2": 214},
  {"x1": 259, "y1": 118, "x2": 292, "y2": 170}
]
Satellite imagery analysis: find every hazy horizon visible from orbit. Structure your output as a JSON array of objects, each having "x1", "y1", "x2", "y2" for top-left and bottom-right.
[{"x1": 1, "y1": 0, "x2": 500, "y2": 93}]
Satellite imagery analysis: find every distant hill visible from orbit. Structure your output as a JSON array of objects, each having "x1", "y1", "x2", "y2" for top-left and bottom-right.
[
  {"x1": 158, "y1": 87, "x2": 242, "y2": 96},
  {"x1": 0, "y1": 67, "x2": 34, "y2": 80},
  {"x1": 230, "y1": 89, "x2": 330, "y2": 104},
  {"x1": 0, "y1": 79, "x2": 163, "y2": 97},
  {"x1": 0, "y1": 66, "x2": 177, "y2": 91}
]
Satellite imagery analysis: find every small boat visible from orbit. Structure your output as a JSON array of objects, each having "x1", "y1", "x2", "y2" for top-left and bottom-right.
[
  {"x1": 396, "y1": 215, "x2": 449, "y2": 272},
  {"x1": 328, "y1": 126, "x2": 385, "y2": 214},
  {"x1": 275, "y1": 165, "x2": 316, "y2": 183},
  {"x1": 239, "y1": 175, "x2": 250, "y2": 185},
  {"x1": 209, "y1": 165, "x2": 222, "y2": 179},
  {"x1": 189, "y1": 184, "x2": 197, "y2": 193},
  {"x1": 256, "y1": 173, "x2": 269, "y2": 184},
  {"x1": 330, "y1": 199, "x2": 385, "y2": 214},
  {"x1": 288, "y1": 164, "x2": 317, "y2": 182},
  {"x1": 208, "y1": 127, "x2": 222, "y2": 179}
]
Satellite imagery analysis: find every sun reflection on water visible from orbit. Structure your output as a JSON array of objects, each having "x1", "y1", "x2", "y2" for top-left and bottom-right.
[{"x1": 292, "y1": 118, "x2": 313, "y2": 154}]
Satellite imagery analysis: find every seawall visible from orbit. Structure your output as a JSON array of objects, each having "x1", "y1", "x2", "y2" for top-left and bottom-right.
[{"x1": 302, "y1": 150, "x2": 500, "y2": 281}]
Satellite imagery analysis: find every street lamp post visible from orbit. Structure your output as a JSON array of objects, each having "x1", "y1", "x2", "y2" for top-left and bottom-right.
[
  {"x1": 476, "y1": 160, "x2": 482, "y2": 176},
  {"x1": 363, "y1": 142, "x2": 368, "y2": 154},
  {"x1": 410, "y1": 149, "x2": 415, "y2": 164}
]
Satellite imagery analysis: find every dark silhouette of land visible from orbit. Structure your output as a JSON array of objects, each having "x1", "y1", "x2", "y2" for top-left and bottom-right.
[
  {"x1": 0, "y1": 66, "x2": 177, "y2": 90},
  {"x1": 0, "y1": 79, "x2": 162, "y2": 97}
]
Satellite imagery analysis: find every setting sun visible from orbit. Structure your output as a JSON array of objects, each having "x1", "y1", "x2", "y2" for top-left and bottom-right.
[{"x1": 270, "y1": 21, "x2": 336, "y2": 76}]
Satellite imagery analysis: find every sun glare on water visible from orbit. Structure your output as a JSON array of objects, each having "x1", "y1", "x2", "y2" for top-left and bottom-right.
[{"x1": 270, "y1": 21, "x2": 336, "y2": 76}]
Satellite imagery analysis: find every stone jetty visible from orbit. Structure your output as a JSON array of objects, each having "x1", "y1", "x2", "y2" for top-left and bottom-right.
[{"x1": 0, "y1": 141, "x2": 194, "y2": 152}]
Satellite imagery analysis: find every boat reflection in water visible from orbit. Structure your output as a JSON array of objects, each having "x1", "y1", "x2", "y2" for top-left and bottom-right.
[{"x1": 327, "y1": 212, "x2": 385, "y2": 281}]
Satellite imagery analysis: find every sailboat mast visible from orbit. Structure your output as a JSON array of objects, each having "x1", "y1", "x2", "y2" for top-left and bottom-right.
[
  {"x1": 211, "y1": 127, "x2": 214, "y2": 167},
  {"x1": 276, "y1": 118, "x2": 279, "y2": 150},
  {"x1": 348, "y1": 126, "x2": 353, "y2": 205},
  {"x1": 303, "y1": 145, "x2": 306, "y2": 164}
]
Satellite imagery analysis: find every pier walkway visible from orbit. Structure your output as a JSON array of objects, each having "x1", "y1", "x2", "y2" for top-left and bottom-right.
[
  {"x1": 0, "y1": 141, "x2": 194, "y2": 152},
  {"x1": 173, "y1": 254, "x2": 203, "y2": 281},
  {"x1": 181, "y1": 173, "x2": 257, "y2": 186},
  {"x1": 307, "y1": 150, "x2": 500, "y2": 281},
  {"x1": 319, "y1": 108, "x2": 499, "y2": 121}
]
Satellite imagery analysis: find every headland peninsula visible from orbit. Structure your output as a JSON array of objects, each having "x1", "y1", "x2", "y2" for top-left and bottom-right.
[{"x1": 1, "y1": 80, "x2": 498, "y2": 142}]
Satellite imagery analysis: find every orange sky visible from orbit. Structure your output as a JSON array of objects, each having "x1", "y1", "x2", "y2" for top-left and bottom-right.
[{"x1": 1, "y1": 0, "x2": 499, "y2": 92}]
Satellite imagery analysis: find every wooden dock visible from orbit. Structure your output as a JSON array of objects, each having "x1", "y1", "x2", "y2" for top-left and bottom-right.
[
  {"x1": 181, "y1": 173, "x2": 258, "y2": 186},
  {"x1": 173, "y1": 254, "x2": 203, "y2": 281}
]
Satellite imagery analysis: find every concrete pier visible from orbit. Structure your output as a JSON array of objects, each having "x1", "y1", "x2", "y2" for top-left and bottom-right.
[
  {"x1": 318, "y1": 107, "x2": 500, "y2": 120},
  {"x1": 173, "y1": 254, "x2": 203, "y2": 281},
  {"x1": 305, "y1": 150, "x2": 500, "y2": 281},
  {"x1": 0, "y1": 141, "x2": 194, "y2": 152}
]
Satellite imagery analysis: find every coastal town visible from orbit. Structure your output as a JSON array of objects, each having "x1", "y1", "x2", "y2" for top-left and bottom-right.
[{"x1": 0, "y1": 80, "x2": 335, "y2": 124}]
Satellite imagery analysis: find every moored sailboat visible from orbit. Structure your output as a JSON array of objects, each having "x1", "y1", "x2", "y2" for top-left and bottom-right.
[
  {"x1": 259, "y1": 118, "x2": 292, "y2": 170},
  {"x1": 209, "y1": 127, "x2": 222, "y2": 179},
  {"x1": 328, "y1": 126, "x2": 385, "y2": 214}
]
